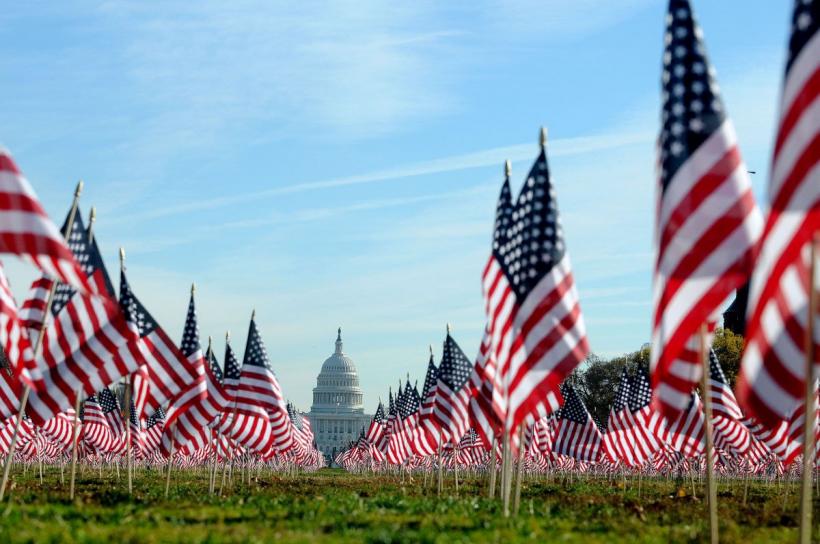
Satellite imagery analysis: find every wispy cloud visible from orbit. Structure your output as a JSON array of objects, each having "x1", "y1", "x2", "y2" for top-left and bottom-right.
[
  {"x1": 118, "y1": 183, "x2": 496, "y2": 254},
  {"x1": 112, "y1": 129, "x2": 652, "y2": 224}
]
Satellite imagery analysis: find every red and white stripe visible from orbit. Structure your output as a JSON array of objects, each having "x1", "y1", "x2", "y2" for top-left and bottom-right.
[
  {"x1": 26, "y1": 291, "x2": 137, "y2": 426},
  {"x1": 0, "y1": 149, "x2": 95, "y2": 295},
  {"x1": 483, "y1": 252, "x2": 588, "y2": 432},
  {"x1": 738, "y1": 12, "x2": 820, "y2": 425},
  {"x1": 651, "y1": 120, "x2": 762, "y2": 416},
  {"x1": 81, "y1": 398, "x2": 124, "y2": 455}
]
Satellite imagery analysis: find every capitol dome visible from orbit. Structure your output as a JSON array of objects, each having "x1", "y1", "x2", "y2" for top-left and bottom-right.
[
  {"x1": 311, "y1": 328, "x2": 364, "y2": 411},
  {"x1": 308, "y1": 329, "x2": 371, "y2": 463}
]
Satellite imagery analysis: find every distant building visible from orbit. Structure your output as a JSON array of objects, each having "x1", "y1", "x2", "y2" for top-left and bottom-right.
[
  {"x1": 307, "y1": 329, "x2": 371, "y2": 464},
  {"x1": 722, "y1": 283, "x2": 749, "y2": 336}
]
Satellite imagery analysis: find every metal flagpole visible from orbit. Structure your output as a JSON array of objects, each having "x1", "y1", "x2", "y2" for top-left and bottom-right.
[
  {"x1": 699, "y1": 323, "x2": 718, "y2": 544},
  {"x1": 0, "y1": 180, "x2": 84, "y2": 502},
  {"x1": 798, "y1": 234, "x2": 817, "y2": 544}
]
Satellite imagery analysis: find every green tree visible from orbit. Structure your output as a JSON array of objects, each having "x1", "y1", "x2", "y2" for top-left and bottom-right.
[
  {"x1": 711, "y1": 327, "x2": 744, "y2": 387},
  {"x1": 573, "y1": 353, "x2": 627, "y2": 426}
]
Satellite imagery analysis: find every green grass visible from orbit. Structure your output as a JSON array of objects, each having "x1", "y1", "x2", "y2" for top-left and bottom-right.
[{"x1": 0, "y1": 467, "x2": 816, "y2": 543}]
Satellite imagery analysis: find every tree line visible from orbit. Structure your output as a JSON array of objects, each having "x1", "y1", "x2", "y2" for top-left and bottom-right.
[{"x1": 569, "y1": 328, "x2": 745, "y2": 426}]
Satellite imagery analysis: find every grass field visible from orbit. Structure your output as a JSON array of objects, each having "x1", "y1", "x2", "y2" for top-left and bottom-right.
[{"x1": 0, "y1": 467, "x2": 816, "y2": 543}]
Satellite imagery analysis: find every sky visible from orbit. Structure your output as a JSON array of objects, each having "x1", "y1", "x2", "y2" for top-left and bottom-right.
[{"x1": 0, "y1": 1, "x2": 791, "y2": 411}]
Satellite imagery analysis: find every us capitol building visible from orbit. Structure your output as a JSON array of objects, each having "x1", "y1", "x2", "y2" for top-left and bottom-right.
[{"x1": 307, "y1": 329, "x2": 371, "y2": 464}]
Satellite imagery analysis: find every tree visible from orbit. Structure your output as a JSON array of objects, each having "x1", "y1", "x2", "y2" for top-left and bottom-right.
[
  {"x1": 573, "y1": 353, "x2": 626, "y2": 427},
  {"x1": 711, "y1": 327, "x2": 744, "y2": 388}
]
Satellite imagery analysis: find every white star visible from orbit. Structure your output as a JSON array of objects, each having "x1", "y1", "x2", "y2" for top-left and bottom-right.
[{"x1": 797, "y1": 12, "x2": 811, "y2": 30}]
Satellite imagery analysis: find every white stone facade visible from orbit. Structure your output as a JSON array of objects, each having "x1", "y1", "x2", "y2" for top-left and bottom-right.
[{"x1": 307, "y1": 329, "x2": 371, "y2": 464}]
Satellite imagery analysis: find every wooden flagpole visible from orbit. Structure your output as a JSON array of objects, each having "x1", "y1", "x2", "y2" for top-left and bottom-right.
[
  {"x1": 513, "y1": 425, "x2": 525, "y2": 516},
  {"x1": 165, "y1": 423, "x2": 176, "y2": 498},
  {"x1": 699, "y1": 323, "x2": 719, "y2": 543},
  {"x1": 436, "y1": 441, "x2": 443, "y2": 497},
  {"x1": 69, "y1": 387, "x2": 82, "y2": 500},
  {"x1": 0, "y1": 180, "x2": 84, "y2": 502},
  {"x1": 206, "y1": 336, "x2": 219, "y2": 495},
  {"x1": 798, "y1": 234, "x2": 817, "y2": 544},
  {"x1": 120, "y1": 248, "x2": 134, "y2": 497},
  {"x1": 501, "y1": 427, "x2": 512, "y2": 517},
  {"x1": 488, "y1": 434, "x2": 498, "y2": 499},
  {"x1": 124, "y1": 380, "x2": 133, "y2": 496}
]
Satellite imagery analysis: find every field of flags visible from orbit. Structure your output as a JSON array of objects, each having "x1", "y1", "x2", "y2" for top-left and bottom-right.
[{"x1": 0, "y1": 0, "x2": 816, "y2": 541}]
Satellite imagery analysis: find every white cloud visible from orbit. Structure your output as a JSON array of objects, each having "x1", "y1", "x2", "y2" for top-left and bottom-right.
[{"x1": 109, "y1": 128, "x2": 652, "y2": 224}]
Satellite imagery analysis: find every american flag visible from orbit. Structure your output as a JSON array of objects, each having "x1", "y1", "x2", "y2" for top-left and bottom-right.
[
  {"x1": 653, "y1": 391, "x2": 705, "y2": 459},
  {"x1": 378, "y1": 389, "x2": 395, "y2": 454},
  {"x1": 222, "y1": 334, "x2": 241, "y2": 403},
  {"x1": 222, "y1": 314, "x2": 292, "y2": 456},
  {"x1": 24, "y1": 212, "x2": 138, "y2": 426},
  {"x1": 601, "y1": 369, "x2": 631, "y2": 465},
  {"x1": 650, "y1": 0, "x2": 763, "y2": 417},
  {"x1": 119, "y1": 271, "x2": 202, "y2": 421},
  {"x1": 0, "y1": 416, "x2": 34, "y2": 456},
  {"x1": 365, "y1": 401, "x2": 385, "y2": 445},
  {"x1": 468, "y1": 327, "x2": 502, "y2": 448},
  {"x1": 127, "y1": 396, "x2": 143, "y2": 458},
  {"x1": 431, "y1": 329, "x2": 473, "y2": 447},
  {"x1": 781, "y1": 387, "x2": 819, "y2": 466},
  {"x1": 39, "y1": 408, "x2": 75, "y2": 453},
  {"x1": 364, "y1": 401, "x2": 386, "y2": 462},
  {"x1": 624, "y1": 368, "x2": 663, "y2": 466},
  {"x1": 160, "y1": 288, "x2": 216, "y2": 456},
  {"x1": 0, "y1": 261, "x2": 34, "y2": 387},
  {"x1": 387, "y1": 382, "x2": 414, "y2": 465},
  {"x1": 481, "y1": 135, "x2": 589, "y2": 433},
  {"x1": 553, "y1": 382, "x2": 601, "y2": 462},
  {"x1": 208, "y1": 346, "x2": 223, "y2": 384},
  {"x1": 0, "y1": 347, "x2": 24, "y2": 423},
  {"x1": 707, "y1": 349, "x2": 755, "y2": 457},
  {"x1": 414, "y1": 350, "x2": 441, "y2": 454},
  {"x1": 81, "y1": 390, "x2": 125, "y2": 455},
  {"x1": 402, "y1": 381, "x2": 427, "y2": 457},
  {"x1": 532, "y1": 414, "x2": 557, "y2": 457},
  {"x1": 737, "y1": 0, "x2": 820, "y2": 426},
  {"x1": 0, "y1": 150, "x2": 96, "y2": 295}
]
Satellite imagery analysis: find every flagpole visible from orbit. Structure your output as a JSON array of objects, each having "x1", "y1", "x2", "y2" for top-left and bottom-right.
[
  {"x1": 206, "y1": 336, "x2": 219, "y2": 495},
  {"x1": 501, "y1": 426, "x2": 512, "y2": 517},
  {"x1": 488, "y1": 433, "x2": 498, "y2": 499},
  {"x1": 125, "y1": 382, "x2": 133, "y2": 496},
  {"x1": 119, "y1": 248, "x2": 135, "y2": 497},
  {"x1": 0, "y1": 180, "x2": 84, "y2": 502},
  {"x1": 436, "y1": 441, "x2": 443, "y2": 497},
  {"x1": 513, "y1": 424, "x2": 525, "y2": 515},
  {"x1": 69, "y1": 387, "x2": 82, "y2": 500},
  {"x1": 798, "y1": 234, "x2": 817, "y2": 544},
  {"x1": 165, "y1": 422, "x2": 176, "y2": 498},
  {"x1": 699, "y1": 323, "x2": 718, "y2": 543}
]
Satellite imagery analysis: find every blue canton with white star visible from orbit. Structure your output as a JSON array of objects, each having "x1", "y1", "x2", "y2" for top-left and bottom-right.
[{"x1": 659, "y1": 0, "x2": 726, "y2": 192}]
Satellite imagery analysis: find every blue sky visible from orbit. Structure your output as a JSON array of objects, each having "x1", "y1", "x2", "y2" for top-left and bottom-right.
[{"x1": 0, "y1": 1, "x2": 790, "y2": 411}]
